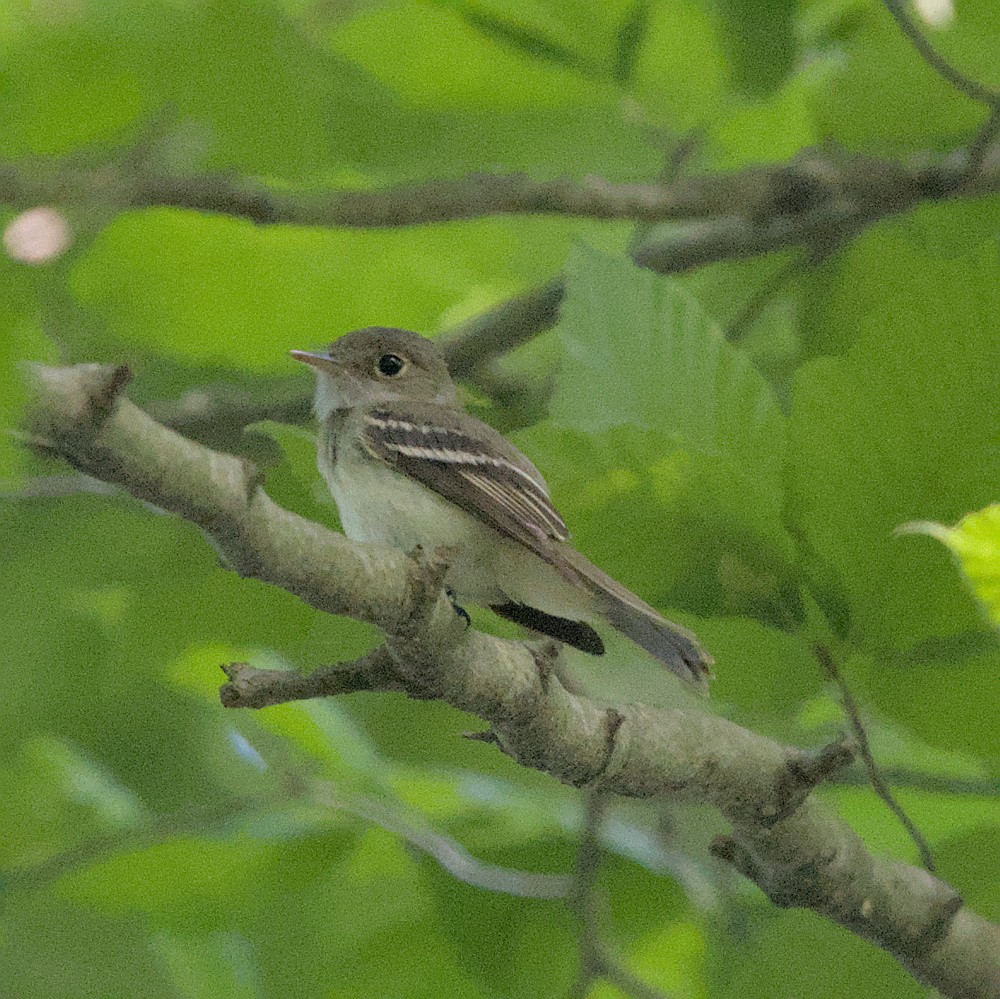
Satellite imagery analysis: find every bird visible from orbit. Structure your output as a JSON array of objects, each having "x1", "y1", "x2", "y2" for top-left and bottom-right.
[{"x1": 292, "y1": 326, "x2": 713, "y2": 692}]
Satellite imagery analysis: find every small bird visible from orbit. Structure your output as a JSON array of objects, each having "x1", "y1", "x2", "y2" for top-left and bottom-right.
[{"x1": 292, "y1": 327, "x2": 713, "y2": 691}]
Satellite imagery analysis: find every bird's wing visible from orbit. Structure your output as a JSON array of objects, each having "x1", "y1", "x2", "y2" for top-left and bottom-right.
[
  {"x1": 359, "y1": 405, "x2": 569, "y2": 569},
  {"x1": 360, "y1": 404, "x2": 713, "y2": 689}
]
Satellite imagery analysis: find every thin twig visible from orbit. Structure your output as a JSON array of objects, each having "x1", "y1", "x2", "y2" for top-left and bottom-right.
[
  {"x1": 568, "y1": 791, "x2": 671, "y2": 999},
  {"x1": 880, "y1": 0, "x2": 1000, "y2": 106},
  {"x1": 314, "y1": 785, "x2": 572, "y2": 900},
  {"x1": 881, "y1": 0, "x2": 1000, "y2": 185},
  {"x1": 967, "y1": 108, "x2": 1000, "y2": 177},
  {"x1": 724, "y1": 255, "x2": 805, "y2": 343},
  {"x1": 831, "y1": 768, "x2": 999, "y2": 798},
  {"x1": 813, "y1": 643, "x2": 937, "y2": 872}
]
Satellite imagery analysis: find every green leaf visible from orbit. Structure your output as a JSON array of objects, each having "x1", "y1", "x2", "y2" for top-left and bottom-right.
[
  {"x1": 819, "y1": 0, "x2": 999, "y2": 147},
  {"x1": 332, "y1": 0, "x2": 610, "y2": 110},
  {"x1": 553, "y1": 247, "x2": 787, "y2": 499},
  {"x1": 822, "y1": 784, "x2": 1000, "y2": 866},
  {"x1": 246, "y1": 420, "x2": 339, "y2": 528},
  {"x1": 692, "y1": 616, "x2": 822, "y2": 717},
  {"x1": 524, "y1": 248, "x2": 797, "y2": 625},
  {"x1": 715, "y1": 0, "x2": 797, "y2": 96},
  {"x1": 630, "y1": 0, "x2": 727, "y2": 128},
  {"x1": 517, "y1": 424, "x2": 797, "y2": 627},
  {"x1": 0, "y1": 893, "x2": 173, "y2": 999},
  {"x1": 790, "y1": 231, "x2": 1000, "y2": 652},
  {"x1": 151, "y1": 930, "x2": 262, "y2": 999},
  {"x1": 712, "y1": 908, "x2": 927, "y2": 998},
  {"x1": 857, "y1": 644, "x2": 1000, "y2": 761},
  {"x1": 451, "y1": 0, "x2": 636, "y2": 77},
  {"x1": 936, "y1": 825, "x2": 1000, "y2": 921},
  {"x1": 68, "y1": 210, "x2": 598, "y2": 375},
  {"x1": 901, "y1": 505, "x2": 1000, "y2": 630}
]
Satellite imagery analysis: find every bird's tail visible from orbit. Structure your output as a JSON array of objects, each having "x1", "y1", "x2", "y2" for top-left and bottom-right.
[{"x1": 557, "y1": 548, "x2": 713, "y2": 693}]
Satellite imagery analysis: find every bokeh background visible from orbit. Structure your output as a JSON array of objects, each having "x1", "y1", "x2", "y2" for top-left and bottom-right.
[{"x1": 2, "y1": 0, "x2": 998, "y2": 996}]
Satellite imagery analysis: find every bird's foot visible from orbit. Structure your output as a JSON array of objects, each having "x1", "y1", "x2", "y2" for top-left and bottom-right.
[{"x1": 446, "y1": 587, "x2": 471, "y2": 627}]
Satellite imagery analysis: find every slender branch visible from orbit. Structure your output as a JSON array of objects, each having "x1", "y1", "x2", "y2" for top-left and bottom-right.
[
  {"x1": 315, "y1": 784, "x2": 572, "y2": 900},
  {"x1": 813, "y1": 644, "x2": 937, "y2": 873},
  {"x1": 881, "y1": 0, "x2": 1000, "y2": 107},
  {"x1": 2, "y1": 144, "x2": 997, "y2": 236},
  {"x1": 569, "y1": 792, "x2": 671, "y2": 999},
  {"x1": 724, "y1": 255, "x2": 805, "y2": 343},
  {"x1": 12, "y1": 140, "x2": 994, "y2": 433},
  {"x1": 21, "y1": 361, "x2": 1000, "y2": 999},
  {"x1": 0, "y1": 152, "x2": 957, "y2": 227},
  {"x1": 830, "y1": 768, "x2": 1000, "y2": 798},
  {"x1": 145, "y1": 387, "x2": 313, "y2": 441}
]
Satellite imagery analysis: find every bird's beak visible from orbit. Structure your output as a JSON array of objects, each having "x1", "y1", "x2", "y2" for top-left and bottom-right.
[{"x1": 290, "y1": 349, "x2": 337, "y2": 371}]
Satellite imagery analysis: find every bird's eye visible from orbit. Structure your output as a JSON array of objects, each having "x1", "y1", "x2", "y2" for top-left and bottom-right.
[{"x1": 377, "y1": 353, "x2": 406, "y2": 377}]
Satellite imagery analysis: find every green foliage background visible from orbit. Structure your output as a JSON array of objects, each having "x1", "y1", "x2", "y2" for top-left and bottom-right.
[{"x1": 2, "y1": 0, "x2": 998, "y2": 996}]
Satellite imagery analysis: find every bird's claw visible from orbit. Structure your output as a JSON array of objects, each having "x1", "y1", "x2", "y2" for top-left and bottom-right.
[{"x1": 446, "y1": 587, "x2": 471, "y2": 628}]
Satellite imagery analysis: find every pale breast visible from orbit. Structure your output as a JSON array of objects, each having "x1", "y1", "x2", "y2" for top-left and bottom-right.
[{"x1": 320, "y1": 433, "x2": 592, "y2": 618}]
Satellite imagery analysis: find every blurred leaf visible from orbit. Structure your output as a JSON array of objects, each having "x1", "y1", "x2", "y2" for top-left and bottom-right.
[
  {"x1": 452, "y1": 0, "x2": 636, "y2": 76},
  {"x1": 70, "y1": 211, "x2": 509, "y2": 373},
  {"x1": 797, "y1": 693, "x2": 996, "y2": 784},
  {"x1": 936, "y1": 825, "x2": 1000, "y2": 921},
  {"x1": 819, "y1": 0, "x2": 999, "y2": 148},
  {"x1": 553, "y1": 247, "x2": 786, "y2": 498},
  {"x1": 692, "y1": 616, "x2": 822, "y2": 717},
  {"x1": 0, "y1": 259, "x2": 53, "y2": 480},
  {"x1": 790, "y1": 231, "x2": 1000, "y2": 651},
  {"x1": 898, "y1": 198, "x2": 1000, "y2": 259},
  {"x1": 521, "y1": 248, "x2": 798, "y2": 624},
  {"x1": 714, "y1": 57, "x2": 836, "y2": 169},
  {"x1": 856, "y1": 644, "x2": 1000, "y2": 761},
  {"x1": 712, "y1": 907, "x2": 927, "y2": 998},
  {"x1": 902, "y1": 504, "x2": 1000, "y2": 630},
  {"x1": 0, "y1": 893, "x2": 173, "y2": 998},
  {"x1": 630, "y1": 0, "x2": 727, "y2": 128},
  {"x1": 24, "y1": 736, "x2": 145, "y2": 831},
  {"x1": 519, "y1": 424, "x2": 797, "y2": 625},
  {"x1": 332, "y1": 0, "x2": 610, "y2": 110},
  {"x1": 416, "y1": 836, "x2": 577, "y2": 998},
  {"x1": 152, "y1": 930, "x2": 262, "y2": 999},
  {"x1": 617, "y1": 919, "x2": 707, "y2": 999},
  {"x1": 822, "y1": 784, "x2": 1000, "y2": 865},
  {"x1": 0, "y1": 0, "x2": 379, "y2": 174},
  {"x1": 247, "y1": 420, "x2": 338, "y2": 527},
  {"x1": 715, "y1": 0, "x2": 797, "y2": 96}
]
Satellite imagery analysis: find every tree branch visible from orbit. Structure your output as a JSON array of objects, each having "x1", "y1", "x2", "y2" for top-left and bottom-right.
[
  {"x1": 1, "y1": 146, "x2": 995, "y2": 231},
  {"x1": 21, "y1": 361, "x2": 1000, "y2": 999},
  {"x1": 12, "y1": 141, "x2": 996, "y2": 436}
]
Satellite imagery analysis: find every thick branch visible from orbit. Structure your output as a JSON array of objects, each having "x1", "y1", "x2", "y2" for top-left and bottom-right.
[{"x1": 22, "y1": 362, "x2": 1000, "y2": 999}]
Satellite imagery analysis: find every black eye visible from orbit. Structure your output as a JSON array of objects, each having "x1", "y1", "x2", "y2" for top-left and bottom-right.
[{"x1": 377, "y1": 353, "x2": 405, "y2": 377}]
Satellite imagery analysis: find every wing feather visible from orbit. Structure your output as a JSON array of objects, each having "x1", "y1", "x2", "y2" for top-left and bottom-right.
[{"x1": 361, "y1": 408, "x2": 568, "y2": 563}]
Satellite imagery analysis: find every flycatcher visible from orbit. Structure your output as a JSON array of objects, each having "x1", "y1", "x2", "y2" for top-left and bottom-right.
[{"x1": 292, "y1": 327, "x2": 712, "y2": 691}]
